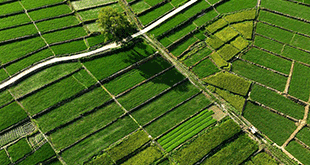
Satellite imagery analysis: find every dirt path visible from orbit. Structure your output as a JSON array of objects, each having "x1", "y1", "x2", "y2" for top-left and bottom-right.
[
  {"x1": 284, "y1": 60, "x2": 295, "y2": 94},
  {"x1": 0, "y1": 0, "x2": 198, "y2": 90}
]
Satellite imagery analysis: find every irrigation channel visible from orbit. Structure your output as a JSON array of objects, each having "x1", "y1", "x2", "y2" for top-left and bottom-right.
[{"x1": 0, "y1": 0, "x2": 198, "y2": 90}]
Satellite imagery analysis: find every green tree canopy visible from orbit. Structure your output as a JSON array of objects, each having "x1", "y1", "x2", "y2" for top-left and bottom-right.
[{"x1": 97, "y1": 7, "x2": 135, "y2": 43}]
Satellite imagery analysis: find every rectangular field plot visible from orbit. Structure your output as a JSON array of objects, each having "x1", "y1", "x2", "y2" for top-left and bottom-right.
[
  {"x1": 0, "y1": 149, "x2": 10, "y2": 165},
  {"x1": 122, "y1": 146, "x2": 163, "y2": 165},
  {"x1": 242, "y1": 48, "x2": 292, "y2": 74},
  {"x1": 254, "y1": 35, "x2": 284, "y2": 55},
  {"x1": 36, "y1": 16, "x2": 80, "y2": 32},
  {"x1": 0, "y1": 1, "x2": 23, "y2": 16},
  {"x1": 289, "y1": 62, "x2": 310, "y2": 101},
  {"x1": 43, "y1": 27, "x2": 87, "y2": 44},
  {"x1": 5, "y1": 48, "x2": 54, "y2": 75},
  {"x1": 9, "y1": 63, "x2": 82, "y2": 98},
  {"x1": 0, "y1": 90, "x2": 13, "y2": 107},
  {"x1": 215, "y1": 0, "x2": 256, "y2": 13},
  {"x1": 131, "y1": 80, "x2": 200, "y2": 125},
  {"x1": 281, "y1": 46, "x2": 310, "y2": 65},
  {"x1": 256, "y1": 22, "x2": 294, "y2": 44},
  {"x1": 86, "y1": 34, "x2": 105, "y2": 47},
  {"x1": 131, "y1": 0, "x2": 151, "y2": 14},
  {"x1": 20, "y1": 0, "x2": 63, "y2": 9},
  {"x1": 50, "y1": 39, "x2": 88, "y2": 56},
  {"x1": 0, "y1": 24, "x2": 38, "y2": 42},
  {"x1": 117, "y1": 68, "x2": 185, "y2": 110},
  {"x1": 49, "y1": 102, "x2": 124, "y2": 150},
  {"x1": 181, "y1": 47, "x2": 212, "y2": 67},
  {"x1": 286, "y1": 140, "x2": 310, "y2": 165},
  {"x1": 224, "y1": 9, "x2": 256, "y2": 24},
  {"x1": 0, "y1": 13, "x2": 31, "y2": 30},
  {"x1": 193, "y1": 10, "x2": 218, "y2": 27},
  {"x1": 215, "y1": 88, "x2": 245, "y2": 112},
  {"x1": 231, "y1": 22, "x2": 254, "y2": 40},
  {"x1": 20, "y1": 69, "x2": 96, "y2": 115},
  {"x1": 145, "y1": 93, "x2": 212, "y2": 137},
  {"x1": 7, "y1": 138, "x2": 32, "y2": 162},
  {"x1": 0, "y1": 69, "x2": 9, "y2": 82},
  {"x1": 170, "y1": 37, "x2": 198, "y2": 57},
  {"x1": 18, "y1": 143, "x2": 55, "y2": 165},
  {"x1": 291, "y1": 34, "x2": 310, "y2": 52},
  {"x1": 250, "y1": 85, "x2": 305, "y2": 119},
  {"x1": 244, "y1": 152, "x2": 278, "y2": 165},
  {"x1": 60, "y1": 116, "x2": 138, "y2": 165},
  {"x1": 258, "y1": 10, "x2": 310, "y2": 36},
  {"x1": 261, "y1": 0, "x2": 310, "y2": 21},
  {"x1": 232, "y1": 60, "x2": 287, "y2": 91},
  {"x1": 71, "y1": 0, "x2": 116, "y2": 10},
  {"x1": 28, "y1": 4, "x2": 72, "y2": 21},
  {"x1": 138, "y1": 2, "x2": 174, "y2": 25},
  {"x1": 191, "y1": 58, "x2": 219, "y2": 78},
  {"x1": 296, "y1": 127, "x2": 310, "y2": 147},
  {"x1": 0, "y1": 37, "x2": 46, "y2": 65},
  {"x1": 158, "y1": 109, "x2": 216, "y2": 152},
  {"x1": 243, "y1": 102, "x2": 296, "y2": 145},
  {"x1": 203, "y1": 72, "x2": 251, "y2": 96},
  {"x1": 174, "y1": 120, "x2": 241, "y2": 165},
  {"x1": 201, "y1": 134, "x2": 257, "y2": 165},
  {"x1": 104, "y1": 56, "x2": 171, "y2": 96},
  {"x1": 77, "y1": 3, "x2": 123, "y2": 21},
  {"x1": 0, "y1": 102, "x2": 28, "y2": 132},
  {"x1": 36, "y1": 86, "x2": 111, "y2": 133},
  {"x1": 82, "y1": 41, "x2": 155, "y2": 80}
]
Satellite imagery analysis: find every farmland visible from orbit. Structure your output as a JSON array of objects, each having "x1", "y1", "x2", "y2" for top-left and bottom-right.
[{"x1": 0, "y1": 0, "x2": 310, "y2": 164}]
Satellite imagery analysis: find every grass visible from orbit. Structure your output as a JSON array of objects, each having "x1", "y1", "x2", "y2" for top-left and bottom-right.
[
  {"x1": 7, "y1": 138, "x2": 32, "y2": 162},
  {"x1": 281, "y1": 46, "x2": 310, "y2": 65},
  {"x1": 170, "y1": 37, "x2": 198, "y2": 57},
  {"x1": 0, "y1": 102, "x2": 28, "y2": 132},
  {"x1": 51, "y1": 39, "x2": 88, "y2": 56},
  {"x1": 191, "y1": 58, "x2": 220, "y2": 78},
  {"x1": 131, "y1": 0, "x2": 150, "y2": 14},
  {"x1": 289, "y1": 62, "x2": 310, "y2": 101},
  {"x1": 36, "y1": 16, "x2": 80, "y2": 32},
  {"x1": 0, "y1": 24, "x2": 38, "y2": 42},
  {"x1": 71, "y1": 0, "x2": 115, "y2": 10},
  {"x1": 83, "y1": 41, "x2": 155, "y2": 80},
  {"x1": 117, "y1": 68, "x2": 185, "y2": 110},
  {"x1": 254, "y1": 35, "x2": 284, "y2": 54},
  {"x1": 204, "y1": 71, "x2": 251, "y2": 96},
  {"x1": 250, "y1": 84, "x2": 305, "y2": 119},
  {"x1": 232, "y1": 21, "x2": 254, "y2": 39},
  {"x1": 214, "y1": 27, "x2": 239, "y2": 42},
  {"x1": 49, "y1": 102, "x2": 124, "y2": 150},
  {"x1": 20, "y1": 0, "x2": 63, "y2": 9},
  {"x1": 0, "y1": 13, "x2": 31, "y2": 30},
  {"x1": 232, "y1": 60, "x2": 287, "y2": 91},
  {"x1": 242, "y1": 47, "x2": 292, "y2": 74},
  {"x1": 10, "y1": 63, "x2": 82, "y2": 98},
  {"x1": 0, "y1": 1, "x2": 23, "y2": 16},
  {"x1": 43, "y1": 27, "x2": 87, "y2": 44},
  {"x1": 60, "y1": 116, "x2": 138, "y2": 165},
  {"x1": 28, "y1": 4, "x2": 72, "y2": 21},
  {"x1": 205, "y1": 18, "x2": 227, "y2": 34},
  {"x1": 201, "y1": 134, "x2": 258, "y2": 165},
  {"x1": 122, "y1": 146, "x2": 163, "y2": 165},
  {"x1": 107, "y1": 130, "x2": 150, "y2": 163},
  {"x1": 243, "y1": 102, "x2": 296, "y2": 145},
  {"x1": 256, "y1": 22, "x2": 294, "y2": 44},
  {"x1": 286, "y1": 140, "x2": 310, "y2": 165},
  {"x1": 37, "y1": 87, "x2": 111, "y2": 133},
  {"x1": 139, "y1": 3, "x2": 174, "y2": 25},
  {"x1": 104, "y1": 56, "x2": 171, "y2": 96},
  {"x1": 215, "y1": 0, "x2": 257, "y2": 13},
  {"x1": 145, "y1": 94, "x2": 212, "y2": 137},
  {"x1": 20, "y1": 69, "x2": 95, "y2": 115},
  {"x1": 193, "y1": 10, "x2": 218, "y2": 27},
  {"x1": 182, "y1": 48, "x2": 212, "y2": 67},
  {"x1": 296, "y1": 127, "x2": 310, "y2": 147},
  {"x1": 217, "y1": 44, "x2": 240, "y2": 61},
  {"x1": 205, "y1": 35, "x2": 225, "y2": 50},
  {"x1": 6, "y1": 48, "x2": 54, "y2": 75},
  {"x1": 291, "y1": 34, "x2": 310, "y2": 51},
  {"x1": 215, "y1": 88, "x2": 245, "y2": 112},
  {"x1": 131, "y1": 81, "x2": 200, "y2": 125},
  {"x1": 231, "y1": 36, "x2": 249, "y2": 50},
  {"x1": 0, "y1": 37, "x2": 46, "y2": 65},
  {"x1": 259, "y1": 10, "x2": 310, "y2": 36},
  {"x1": 224, "y1": 9, "x2": 256, "y2": 23},
  {"x1": 173, "y1": 120, "x2": 241, "y2": 165},
  {"x1": 245, "y1": 152, "x2": 278, "y2": 165},
  {"x1": 0, "y1": 90, "x2": 13, "y2": 107},
  {"x1": 18, "y1": 143, "x2": 55, "y2": 165},
  {"x1": 261, "y1": 0, "x2": 310, "y2": 21},
  {"x1": 0, "y1": 149, "x2": 10, "y2": 165}
]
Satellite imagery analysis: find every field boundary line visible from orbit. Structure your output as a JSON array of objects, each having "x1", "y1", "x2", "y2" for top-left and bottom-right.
[
  {"x1": 284, "y1": 61, "x2": 295, "y2": 94},
  {"x1": 261, "y1": 8, "x2": 310, "y2": 24}
]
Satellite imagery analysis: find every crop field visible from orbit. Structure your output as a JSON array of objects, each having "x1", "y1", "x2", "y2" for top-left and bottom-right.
[{"x1": 1, "y1": 0, "x2": 310, "y2": 164}]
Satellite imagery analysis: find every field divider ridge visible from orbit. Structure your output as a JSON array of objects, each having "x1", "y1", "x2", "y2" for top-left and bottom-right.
[{"x1": 261, "y1": 8, "x2": 310, "y2": 24}]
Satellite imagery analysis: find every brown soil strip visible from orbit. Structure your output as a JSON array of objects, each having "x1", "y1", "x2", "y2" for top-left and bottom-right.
[{"x1": 284, "y1": 61, "x2": 295, "y2": 94}]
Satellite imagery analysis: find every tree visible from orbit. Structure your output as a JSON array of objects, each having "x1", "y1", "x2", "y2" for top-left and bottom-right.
[{"x1": 97, "y1": 7, "x2": 136, "y2": 43}]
